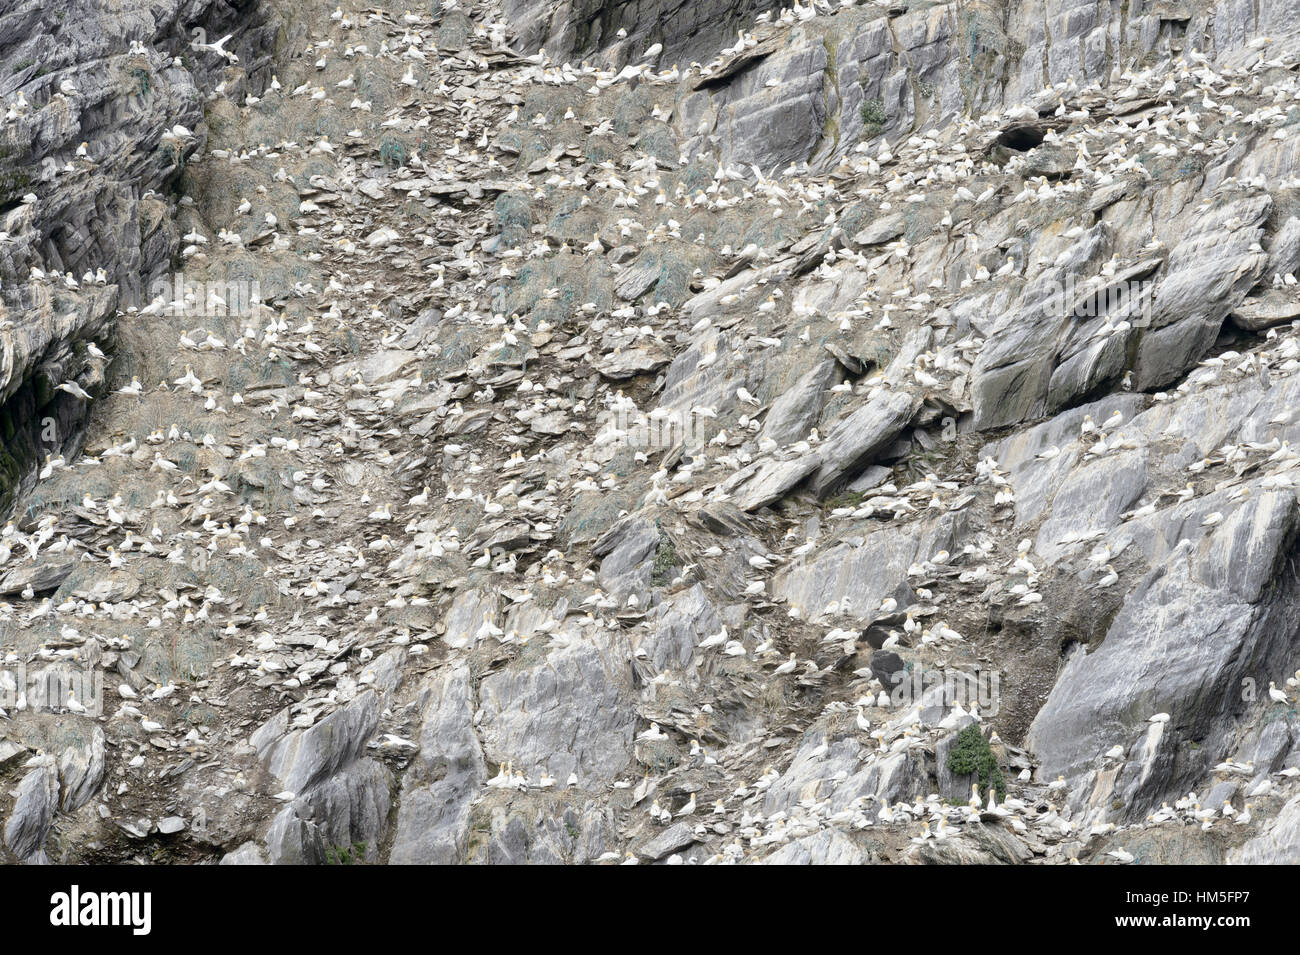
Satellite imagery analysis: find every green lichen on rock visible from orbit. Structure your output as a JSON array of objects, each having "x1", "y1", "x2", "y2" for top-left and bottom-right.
[{"x1": 650, "y1": 534, "x2": 679, "y2": 585}]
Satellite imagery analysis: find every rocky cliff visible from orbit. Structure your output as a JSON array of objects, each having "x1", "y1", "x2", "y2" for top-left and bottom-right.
[
  {"x1": 1, "y1": 0, "x2": 1299, "y2": 865},
  {"x1": 0, "y1": 0, "x2": 278, "y2": 514}
]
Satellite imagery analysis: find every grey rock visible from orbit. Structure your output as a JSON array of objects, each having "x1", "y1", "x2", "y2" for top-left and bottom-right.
[
  {"x1": 293, "y1": 759, "x2": 392, "y2": 862},
  {"x1": 912, "y1": 821, "x2": 1033, "y2": 864},
  {"x1": 762, "y1": 732, "x2": 865, "y2": 815},
  {"x1": 332, "y1": 349, "x2": 418, "y2": 385},
  {"x1": 1252, "y1": 719, "x2": 1294, "y2": 774},
  {"x1": 726, "y1": 453, "x2": 822, "y2": 512},
  {"x1": 758, "y1": 829, "x2": 868, "y2": 864},
  {"x1": 3, "y1": 767, "x2": 57, "y2": 860},
  {"x1": 1204, "y1": 781, "x2": 1239, "y2": 811},
  {"x1": 443, "y1": 587, "x2": 500, "y2": 650},
  {"x1": 1132, "y1": 193, "x2": 1269, "y2": 390},
  {"x1": 260, "y1": 691, "x2": 380, "y2": 795},
  {"x1": 6, "y1": 0, "x2": 1300, "y2": 873},
  {"x1": 1228, "y1": 793, "x2": 1300, "y2": 864},
  {"x1": 474, "y1": 804, "x2": 617, "y2": 864},
  {"x1": 265, "y1": 805, "x2": 326, "y2": 865},
  {"x1": 1265, "y1": 216, "x2": 1300, "y2": 279},
  {"x1": 707, "y1": 374, "x2": 905, "y2": 510},
  {"x1": 503, "y1": 0, "x2": 782, "y2": 72},
  {"x1": 390, "y1": 665, "x2": 486, "y2": 864},
  {"x1": 639, "y1": 584, "x2": 726, "y2": 672},
  {"x1": 774, "y1": 510, "x2": 966, "y2": 626},
  {"x1": 761, "y1": 358, "x2": 836, "y2": 446},
  {"x1": 477, "y1": 635, "x2": 638, "y2": 784},
  {"x1": 636, "y1": 821, "x2": 697, "y2": 861},
  {"x1": 869, "y1": 651, "x2": 905, "y2": 689},
  {"x1": 0, "y1": 560, "x2": 76, "y2": 596},
  {"x1": 594, "y1": 344, "x2": 672, "y2": 379},
  {"x1": 1028, "y1": 491, "x2": 1300, "y2": 820},
  {"x1": 0, "y1": 0, "x2": 278, "y2": 513},
  {"x1": 594, "y1": 516, "x2": 659, "y2": 594},
  {"x1": 809, "y1": 390, "x2": 917, "y2": 497},
  {"x1": 0, "y1": 741, "x2": 24, "y2": 768},
  {"x1": 57, "y1": 727, "x2": 105, "y2": 812},
  {"x1": 852, "y1": 214, "x2": 907, "y2": 247},
  {"x1": 1230, "y1": 289, "x2": 1300, "y2": 331},
  {"x1": 219, "y1": 841, "x2": 268, "y2": 865}
]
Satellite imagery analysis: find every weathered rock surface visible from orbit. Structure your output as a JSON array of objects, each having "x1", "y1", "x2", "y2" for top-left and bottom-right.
[
  {"x1": 389, "y1": 666, "x2": 486, "y2": 864},
  {"x1": 1229, "y1": 793, "x2": 1300, "y2": 864},
  {"x1": 0, "y1": 0, "x2": 278, "y2": 513},
  {"x1": 2, "y1": 766, "x2": 56, "y2": 860},
  {"x1": 4, "y1": 0, "x2": 1300, "y2": 869}
]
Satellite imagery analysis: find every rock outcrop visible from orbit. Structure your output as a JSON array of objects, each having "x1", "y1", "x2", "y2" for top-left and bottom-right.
[{"x1": 0, "y1": 0, "x2": 277, "y2": 513}]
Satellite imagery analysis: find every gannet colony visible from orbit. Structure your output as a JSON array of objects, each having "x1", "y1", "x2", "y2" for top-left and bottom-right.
[{"x1": 1, "y1": 0, "x2": 1299, "y2": 867}]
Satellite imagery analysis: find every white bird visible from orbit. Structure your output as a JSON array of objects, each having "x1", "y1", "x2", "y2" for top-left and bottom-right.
[
  {"x1": 637, "y1": 722, "x2": 668, "y2": 742},
  {"x1": 855, "y1": 707, "x2": 872, "y2": 732},
  {"x1": 771, "y1": 652, "x2": 797, "y2": 675},
  {"x1": 697, "y1": 627, "x2": 728, "y2": 649},
  {"x1": 55, "y1": 381, "x2": 93, "y2": 400}
]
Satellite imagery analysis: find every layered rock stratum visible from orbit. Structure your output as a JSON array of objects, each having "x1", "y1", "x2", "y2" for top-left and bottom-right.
[{"x1": 2, "y1": 0, "x2": 1300, "y2": 864}]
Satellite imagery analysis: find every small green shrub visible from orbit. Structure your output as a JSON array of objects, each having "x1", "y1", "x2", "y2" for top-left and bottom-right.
[
  {"x1": 325, "y1": 841, "x2": 367, "y2": 864},
  {"x1": 824, "y1": 489, "x2": 865, "y2": 511},
  {"x1": 860, "y1": 98, "x2": 887, "y2": 137},
  {"x1": 379, "y1": 137, "x2": 407, "y2": 168},
  {"x1": 946, "y1": 724, "x2": 1006, "y2": 799},
  {"x1": 130, "y1": 67, "x2": 151, "y2": 97}
]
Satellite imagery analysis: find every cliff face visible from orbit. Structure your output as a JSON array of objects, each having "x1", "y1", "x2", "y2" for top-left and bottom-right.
[
  {"x1": 502, "y1": 0, "x2": 786, "y2": 68},
  {"x1": 506, "y1": 0, "x2": 1300, "y2": 177},
  {"x1": 0, "y1": 0, "x2": 278, "y2": 513},
  {"x1": 2, "y1": 0, "x2": 1300, "y2": 865}
]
